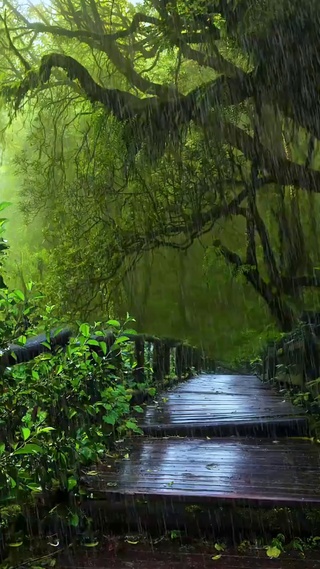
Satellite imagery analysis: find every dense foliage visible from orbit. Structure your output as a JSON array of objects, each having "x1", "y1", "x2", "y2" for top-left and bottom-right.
[
  {"x1": 0, "y1": 0, "x2": 320, "y2": 354},
  {"x1": 0, "y1": 204, "x2": 159, "y2": 550}
]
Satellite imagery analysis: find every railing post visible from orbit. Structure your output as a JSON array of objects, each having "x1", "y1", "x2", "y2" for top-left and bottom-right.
[
  {"x1": 185, "y1": 346, "x2": 193, "y2": 375},
  {"x1": 153, "y1": 340, "x2": 164, "y2": 383},
  {"x1": 193, "y1": 348, "x2": 201, "y2": 372},
  {"x1": 175, "y1": 344, "x2": 183, "y2": 379},
  {"x1": 134, "y1": 336, "x2": 145, "y2": 382},
  {"x1": 164, "y1": 342, "x2": 170, "y2": 377}
]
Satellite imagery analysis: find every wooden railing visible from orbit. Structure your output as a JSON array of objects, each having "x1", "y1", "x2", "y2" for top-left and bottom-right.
[
  {"x1": 0, "y1": 328, "x2": 214, "y2": 382},
  {"x1": 261, "y1": 323, "x2": 320, "y2": 389}
]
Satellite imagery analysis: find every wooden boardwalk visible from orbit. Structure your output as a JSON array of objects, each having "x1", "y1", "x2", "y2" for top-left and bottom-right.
[
  {"x1": 82, "y1": 374, "x2": 320, "y2": 536},
  {"x1": 140, "y1": 374, "x2": 307, "y2": 436},
  {"x1": 85, "y1": 438, "x2": 320, "y2": 505}
]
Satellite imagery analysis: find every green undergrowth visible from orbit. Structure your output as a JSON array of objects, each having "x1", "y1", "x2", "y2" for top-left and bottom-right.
[
  {"x1": 0, "y1": 288, "x2": 195, "y2": 563},
  {"x1": 0, "y1": 201, "x2": 161, "y2": 555},
  {"x1": 0, "y1": 321, "x2": 140, "y2": 512}
]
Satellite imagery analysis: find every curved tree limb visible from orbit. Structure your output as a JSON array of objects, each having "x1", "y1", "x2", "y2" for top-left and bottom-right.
[{"x1": 6, "y1": 51, "x2": 320, "y2": 197}]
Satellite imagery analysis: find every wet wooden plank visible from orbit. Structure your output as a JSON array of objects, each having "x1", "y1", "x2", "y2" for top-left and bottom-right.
[
  {"x1": 59, "y1": 541, "x2": 320, "y2": 569},
  {"x1": 84, "y1": 438, "x2": 320, "y2": 506},
  {"x1": 139, "y1": 374, "x2": 307, "y2": 436}
]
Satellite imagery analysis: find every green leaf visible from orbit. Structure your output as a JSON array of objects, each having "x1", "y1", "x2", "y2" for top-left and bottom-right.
[
  {"x1": 87, "y1": 339, "x2": 100, "y2": 346},
  {"x1": 99, "y1": 341, "x2": 107, "y2": 355},
  {"x1": 8, "y1": 541, "x2": 23, "y2": 548},
  {"x1": 36, "y1": 426, "x2": 55, "y2": 434},
  {"x1": 70, "y1": 513, "x2": 79, "y2": 527},
  {"x1": 9, "y1": 476, "x2": 17, "y2": 488},
  {"x1": 215, "y1": 543, "x2": 225, "y2": 552},
  {"x1": 80, "y1": 323, "x2": 90, "y2": 337},
  {"x1": 114, "y1": 335, "x2": 129, "y2": 344},
  {"x1": 0, "y1": 201, "x2": 11, "y2": 212},
  {"x1": 125, "y1": 420, "x2": 138, "y2": 430},
  {"x1": 266, "y1": 546, "x2": 281, "y2": 558},
  {"x1": 22, "y1": 427, "x2": 31, "y2": 441},
  {"x1": 13, "y1": 289, "x2": 25, "y2": 301},
  {"x1": 14, "y1": 443, "x2": 44, "y2": 455},
  {"x1": 0, "y1": 443, "x2": 5, "y2": 455},
  {"x1": 27, "y1": 483, "x2": 42, "y2": 492},
  {"x1": 67, "y1": 476, "x2": 77, "y2": 491},
  {"x1": 107, "y1": 319, "x2": 120, "y2": 328},
  {"x1": 103, "y1": 413, "x2": 117, "y2": 425},
  {"x1": 122, "y1": 329, "x2": 137, "y2": 336}
]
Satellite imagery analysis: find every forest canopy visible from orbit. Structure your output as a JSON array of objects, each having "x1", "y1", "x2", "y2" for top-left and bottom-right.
[{"x1": 0, "y1": 0, "x2": 320, "y2": 358}]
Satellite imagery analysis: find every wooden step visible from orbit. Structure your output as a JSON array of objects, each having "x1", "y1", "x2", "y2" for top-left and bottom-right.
[
  {"x1": 81, "y1": 437, "x2": 320, "y2": 536},
  {"x1": 139, "y1": 374, "x2": 307, "y2": 437}
]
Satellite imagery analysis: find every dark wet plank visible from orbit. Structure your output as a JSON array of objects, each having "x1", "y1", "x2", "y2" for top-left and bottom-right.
[
  {"x1": 139, "y1": 374, "x2": 307, "y2": 436},
  {"x1": 84, "y1": 438, "x2": 320, "y2": 506},
  {"x1": 60, "y1": 543, "x2": 320, "y2": 569}
]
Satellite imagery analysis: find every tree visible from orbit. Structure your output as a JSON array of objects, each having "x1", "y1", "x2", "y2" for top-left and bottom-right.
[{"x1": 1, "y1": 0, "x2": 320, "y2": 332}]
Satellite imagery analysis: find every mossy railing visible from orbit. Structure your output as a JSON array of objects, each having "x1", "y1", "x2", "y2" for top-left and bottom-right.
[
  {"x1": 261, "y1": 319, "x2": 320, "y2": 390},
  {"x1": 0, "y1": 328, "x2": 214, "y2": 383}
]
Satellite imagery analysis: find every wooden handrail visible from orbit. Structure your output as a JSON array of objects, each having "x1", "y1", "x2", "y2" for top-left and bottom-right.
[{"x1": 0, "y1": 328, "x2": 211, "y2": 381}]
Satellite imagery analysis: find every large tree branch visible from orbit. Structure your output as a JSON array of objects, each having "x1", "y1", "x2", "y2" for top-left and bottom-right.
[
  {"x1": 4, "y1": 51, "x2": 320, "y2": 196},
  {"x1": 10, "y1": 19, "x2": 171, "y2": 97},
  {"x1": 175, "y1": 37, "x2": 241, "y2": 76},
  {"x1": 38, "y1": 54, "x2": 153, "y2": 117},
  {"x1": 218, "y1": 122, "x2": 320, "y2": 193}
]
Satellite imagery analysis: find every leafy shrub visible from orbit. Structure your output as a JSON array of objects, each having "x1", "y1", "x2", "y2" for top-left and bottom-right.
[
  {"x1": 0, "y1": 312, "x2": 148, "y2": 497},
  {"x1": 0, "y1": 201, "x2": 157, "y2": 545}
]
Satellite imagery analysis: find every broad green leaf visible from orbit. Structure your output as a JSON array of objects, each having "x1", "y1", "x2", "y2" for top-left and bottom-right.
[
  {"x1": 14, "y1": 443, "x2": 44, "y2": 455},
  {"x1": 125, "y1": 420, "x2": 138, "y2": 430},
  {"x1": 22, "y1": 427, "x2": 31, "y2": 441},
  {"x1": 114, "y1": 335, "x2": 130, "y2": 344},
  {"x1": 0, "y1": 443, "x2": 5, "y2": 455},
  {"x1": 8, "y1": 541, "x2": 23, "y2": 548},
  {"x1": 0, "y1": 201, "x2": 12, "y2": 212},
  {"x1": 67, "y1": 476, "x2": 77, "y2": 491},
  {"x1": 87, "y1": 339, "x2": 100, "y2": 346},
  {"x1": 13, "y1": 290, "x2": 25, "y2": 301},
  {"x1": 80, "y1": 323, "x2": 90, "y2": 337},
  {"x1": 107, "y1": 319, "x2": 120, "y2": 328},
  {"x1": 266, "y1": 546, "x2": 281, "y2": 558},
  {"x1": 211, "y1": 555, "x2": 222, "y2": 561},
  {"x1": 9, "y1": 477, "x2": 17, "y2": 488},
  {"x1": 103, "y1": 413, "x2": 117, "y2": 425}
]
